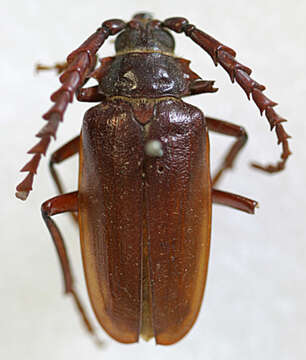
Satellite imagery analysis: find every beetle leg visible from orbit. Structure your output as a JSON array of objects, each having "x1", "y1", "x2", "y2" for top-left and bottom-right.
[
  {"x1": 41, "y1": 191, "x2": 103, "y2": 345},
  {"x1": 49, "y1": 135, "x2": 80, "y2": 194},
  {"x1": 76, "y1": 86, "x2": 105, "y2": 102},
  {"x1": 163, "y1": 17, "x2": 291, "y2": 173},
  {"x1": 212, "y1": 189, "x2": 258, "y2": 214},
  {"x1": 206, "y1": 117, "x2": 248, "y2": 186},
  {"x1": 49, "y1": 136, "x2": 80, "y2": 223},
  {"x1": 187, "y1": 80, "x2": 218, "y2": 96},
  {"x1": 36, "y1": 61, "x2": 68, "y2": 75},
  {"x1": 76, "y1": 56, "x2": 115, "y2": 102}
]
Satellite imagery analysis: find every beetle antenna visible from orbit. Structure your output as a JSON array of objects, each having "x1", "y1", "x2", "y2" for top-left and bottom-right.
[
  {"x1": 16, "y1": 20, "x2": 126, "y2": 200},
  {"x1": 163, "y1": 17, "x2": 291, "y2": 173}
]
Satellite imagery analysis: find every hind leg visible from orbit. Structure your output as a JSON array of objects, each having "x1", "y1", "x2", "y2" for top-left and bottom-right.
[{"x1": 41, "y1": 191, "x2": 102, "y2": 346}]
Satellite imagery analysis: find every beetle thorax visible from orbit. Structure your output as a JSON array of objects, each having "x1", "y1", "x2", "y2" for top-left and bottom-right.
[{"x1": 99, "y1": 52, "x2": 188, "y2": 98}]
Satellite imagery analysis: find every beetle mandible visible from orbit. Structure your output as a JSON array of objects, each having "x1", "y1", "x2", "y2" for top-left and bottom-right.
[{"x1": 16, "y1": 13, "x2": 291, "y2": 345}]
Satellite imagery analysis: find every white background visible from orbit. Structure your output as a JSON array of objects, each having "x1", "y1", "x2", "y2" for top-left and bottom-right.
[{"x1": 2, "y1": 1, "x2": 305, "y2": 359}]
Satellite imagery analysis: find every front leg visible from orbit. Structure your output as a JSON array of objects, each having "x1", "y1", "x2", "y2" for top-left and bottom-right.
[
  {"x1": 36, "y1": 61, "x2": 68, "y2": 74},
  {"x1": 186, "y1": 80, "x2": 218, "y2": 96}
]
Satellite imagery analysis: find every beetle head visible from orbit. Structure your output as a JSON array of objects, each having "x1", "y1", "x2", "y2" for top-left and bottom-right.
[{"x1": 115, "y1": 13, "x2": 175, "y2": 54}]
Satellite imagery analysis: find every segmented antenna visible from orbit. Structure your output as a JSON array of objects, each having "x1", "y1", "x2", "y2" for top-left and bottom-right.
[
  {"x1": 163, "y1": 18, "x2": 291, "y2": 173},
  {"x1": 16, "y1": 20, "x2": 126, "y2": 200}
]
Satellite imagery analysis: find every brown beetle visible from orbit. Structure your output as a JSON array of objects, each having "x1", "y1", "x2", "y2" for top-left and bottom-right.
[{"x1": 16, "y1": 13, "x2": 291, "y2": 345}]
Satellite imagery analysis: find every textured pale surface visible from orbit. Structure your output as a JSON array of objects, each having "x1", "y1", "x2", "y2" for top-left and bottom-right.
[{"x1": 2, "y1": 0, "x2": 305, "y2": 359}]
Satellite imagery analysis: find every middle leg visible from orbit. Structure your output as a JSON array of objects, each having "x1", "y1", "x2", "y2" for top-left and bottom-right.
[
  {"x1": 49, "y1": 135, "x2": 80, "y2": 195},
  {"x1": 206, "y1": 116, "x2": 248, "y2": 186},
  {"x1": 49, "y1": 135, "x2": 80, "y2": 223}
]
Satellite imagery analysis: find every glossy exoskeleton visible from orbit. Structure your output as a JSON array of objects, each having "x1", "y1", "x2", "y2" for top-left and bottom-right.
[{"x1": 16, "y1": 13, "x2": 291, "y2": 345}]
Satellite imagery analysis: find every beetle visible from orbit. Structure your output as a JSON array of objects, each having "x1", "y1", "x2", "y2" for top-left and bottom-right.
[{"x1": 16, "y1": 13, "x2": 291, "y2": 345}]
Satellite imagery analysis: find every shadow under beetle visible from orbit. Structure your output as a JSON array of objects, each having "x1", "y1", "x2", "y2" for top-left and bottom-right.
[{"x1": 16, "y1": 13, "x2": 291, "y2": 345}]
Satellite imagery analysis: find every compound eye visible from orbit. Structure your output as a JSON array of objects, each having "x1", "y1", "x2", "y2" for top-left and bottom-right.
[{"x1": 128, "y1": 20, "x2": 141, "y2": 30}]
